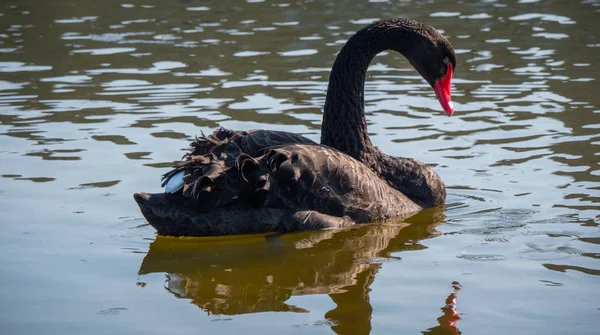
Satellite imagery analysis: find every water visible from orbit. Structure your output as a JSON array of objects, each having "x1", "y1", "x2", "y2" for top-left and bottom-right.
[{"x1": 0, "y1": 0, "x2": 599, "y2": 334}]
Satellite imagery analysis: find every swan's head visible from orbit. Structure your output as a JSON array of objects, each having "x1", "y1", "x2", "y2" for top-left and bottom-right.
[
  {"x1": 409, "y1": 26, "x2": 456, "y2": 116},
  {"x1": 332, "y1": 18, "x2": 457, "y2": 117},
  {"x1": 399, "y1": 23, "x2": 457, "y2": 116}
]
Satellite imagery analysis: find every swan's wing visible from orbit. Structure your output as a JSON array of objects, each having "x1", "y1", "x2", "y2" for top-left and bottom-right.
[
  {"x1": 160, "y1": 140, "x2": 245, "y2": 210},
  {"x1": 260, "y1": 145, "x2": 418, "y2": 221},
  {"x1": 160, "y1": 139, "x2": 418, "y2": 222},
  {"x1": 161, "y1": 127, "x2": 317, "y2": 202},
  {"x1": 188, "y1": 127, "x2": 242, "y2": 156}
]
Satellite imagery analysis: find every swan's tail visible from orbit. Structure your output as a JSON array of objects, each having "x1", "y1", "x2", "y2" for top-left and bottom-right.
[{"x1": 133, "y1": 192, "x2": 290, "y2": 237}]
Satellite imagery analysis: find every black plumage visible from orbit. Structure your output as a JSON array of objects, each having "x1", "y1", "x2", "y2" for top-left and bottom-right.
[{"x1": 134, "y1": 18, "x2": 456, "y2": 236}]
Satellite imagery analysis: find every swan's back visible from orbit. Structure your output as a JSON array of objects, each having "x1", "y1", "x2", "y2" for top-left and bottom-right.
[{"x1": 187, "y1": 128, "x2": 316, "y2": 157}]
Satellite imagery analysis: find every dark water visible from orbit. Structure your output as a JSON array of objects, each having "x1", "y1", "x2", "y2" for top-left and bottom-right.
[{"x1": 1, "y1": 0, "x2": 599, "y2": 334}]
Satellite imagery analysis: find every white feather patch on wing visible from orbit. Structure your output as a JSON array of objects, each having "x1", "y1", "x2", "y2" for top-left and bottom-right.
[{"x1": 164, "y1": 170, "x2": 185, "y2": 194}]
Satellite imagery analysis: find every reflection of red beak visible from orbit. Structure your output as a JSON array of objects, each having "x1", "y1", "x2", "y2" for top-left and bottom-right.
[{"x1": 434, "y1": 63, "x2": 454, "y2": 116}]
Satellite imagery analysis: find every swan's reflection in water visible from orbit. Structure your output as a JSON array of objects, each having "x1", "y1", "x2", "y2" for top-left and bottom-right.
[{"x1": 139, "y1": 208, "x2": 460, "y2": 334}]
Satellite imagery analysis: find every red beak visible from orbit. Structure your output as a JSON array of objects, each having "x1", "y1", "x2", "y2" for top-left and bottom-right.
[{"x1": 433, "y1": 63, "x2": 454, "y2": 116}]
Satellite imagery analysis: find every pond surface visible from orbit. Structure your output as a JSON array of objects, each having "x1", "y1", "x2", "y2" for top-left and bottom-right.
[{"x1": 1, "y1": 0, "x2": 599, "y2": 334}]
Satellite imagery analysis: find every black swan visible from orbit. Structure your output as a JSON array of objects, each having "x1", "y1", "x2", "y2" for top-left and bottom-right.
[{"x1": 134, "y1": 18, "x2": 456, "y2": 237}]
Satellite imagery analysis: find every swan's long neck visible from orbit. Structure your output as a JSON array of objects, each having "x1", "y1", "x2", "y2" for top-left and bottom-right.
[
  {"x1": 319, "y1": 20, "x2": 448, "y2": 207},
  {"x1": 320, "y1": 21, "x2": 418, "y2": 163}
]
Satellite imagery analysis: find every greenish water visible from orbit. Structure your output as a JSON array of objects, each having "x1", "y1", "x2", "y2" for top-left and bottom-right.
[{"x1": 0, "y1": 0, "x2": 599, "y2": 334}]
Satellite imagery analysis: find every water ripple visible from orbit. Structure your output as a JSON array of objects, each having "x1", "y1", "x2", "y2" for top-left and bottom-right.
[{"x1": 0, "y1": 1, "x2": 598, "y2": 332}]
